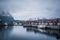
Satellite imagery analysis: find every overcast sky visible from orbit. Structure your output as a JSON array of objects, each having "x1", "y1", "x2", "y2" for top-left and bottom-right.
[{"x1": 0, "y1": 0, "x2": 60, "y2": 20}]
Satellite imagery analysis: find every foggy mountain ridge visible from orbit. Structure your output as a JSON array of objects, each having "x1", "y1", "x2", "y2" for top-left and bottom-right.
[
  {"x1": 0, "y1": 10, "x2": 12, "y2": 16},
  {"x1": 0, "y1": 11, "x2": 14, "y2": 22}
]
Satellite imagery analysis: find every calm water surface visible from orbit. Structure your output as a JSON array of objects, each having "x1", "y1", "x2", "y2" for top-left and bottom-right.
[{"x1": 0, "y1": 26, "x2": 60, "y2": 40}]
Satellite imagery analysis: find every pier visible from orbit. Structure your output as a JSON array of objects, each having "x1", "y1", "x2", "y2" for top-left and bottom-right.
[{"x1": 17, "y1": 18, "x2": 60, "y2": 30}]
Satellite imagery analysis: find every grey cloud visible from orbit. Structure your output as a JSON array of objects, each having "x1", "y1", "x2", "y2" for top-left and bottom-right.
[{"x1": 0, "y1": 0, "x2": 60, "y2": 20}]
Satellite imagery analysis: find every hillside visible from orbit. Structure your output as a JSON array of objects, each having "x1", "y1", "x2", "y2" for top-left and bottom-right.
[{"x1": 0, "y1": 11, "x2": 14, "y2": 23}]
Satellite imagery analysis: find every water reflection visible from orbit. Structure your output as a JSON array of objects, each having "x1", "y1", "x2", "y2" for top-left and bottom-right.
[
  {"x1": 0, "y1": 26, "x2": 13, "y2": 40},
  {"x1": 0, "y1": 26, "x2": 60, "y2": 40},
  {"x1": 25, "y1": 27, "x2": 60, "y2": 40}
]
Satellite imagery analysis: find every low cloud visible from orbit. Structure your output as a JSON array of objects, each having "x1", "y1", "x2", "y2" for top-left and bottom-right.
[{"x1": 0, "y1": 0, "x2": 60, "y2": 20}]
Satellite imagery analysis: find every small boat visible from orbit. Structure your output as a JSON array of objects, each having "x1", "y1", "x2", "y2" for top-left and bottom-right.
[
  {"x1": 23, "y1": 24, "x2": 38, "y2": 28},
  {"x1": 38, "y1": 25, "x2": 46, "y2": 28}
]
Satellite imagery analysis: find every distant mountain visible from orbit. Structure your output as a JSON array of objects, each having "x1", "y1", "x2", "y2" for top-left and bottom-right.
[
  {"x1": 0, "y1": 11, "x2": 14, "y2": 23},
  {"x1": 14, "y1": 20, "x2": 25, "y2": 23},
  {"x1": 0, "y1": 16, "x2": 14, "y2": 22}
]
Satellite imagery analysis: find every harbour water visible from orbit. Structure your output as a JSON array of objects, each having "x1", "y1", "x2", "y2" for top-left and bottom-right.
[{"x1": 0, "y1": 26, "x2": 60, "y2": 40}]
